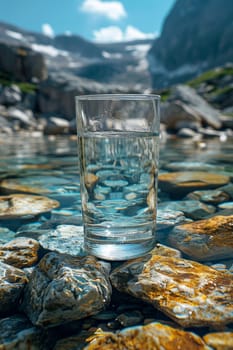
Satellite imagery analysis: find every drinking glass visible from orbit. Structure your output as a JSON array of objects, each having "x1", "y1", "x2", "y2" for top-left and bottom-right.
[{"x1": 76, "y1": 94, "x2": 160, "y2": 260}]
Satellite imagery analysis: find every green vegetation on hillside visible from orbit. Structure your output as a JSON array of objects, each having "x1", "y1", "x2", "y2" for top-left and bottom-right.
[
  {"x1": 187, "y1": 66, "x2": 233, "y2": 88},
  {"x1": 0, "y1": 72, "x2": 37, "y2": 94}
]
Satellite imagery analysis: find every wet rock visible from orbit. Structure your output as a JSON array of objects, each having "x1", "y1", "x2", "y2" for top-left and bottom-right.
[
  {"x1": 164, "y1": 161, "x2": 224, "y2": 172},
  {"x1": 54, "y1": 331, "x2": 92, "y2": 350},
  {"x1": 159, "y1": 200, "x2": 216, "y2": 220},
  {"x1": 219, "y1": 183, "x2": 233, "y2": 200},
  {"x1": 22, "y1": 252, "x2": 112, "y2": 328},
  {"x1": 116, "y1": 310, "x2": 144, "y2": 327},
  {"x1": 38, "y1": 224, "x2": 84, "y2": 256},
  {"x1": 208, "y1": 260, "x2": 233, "y2": 275},
  {"x1": 0, "y1": 261, "x2": 28, "y2": 314},
  {"x1": 0, "y1": 237, "x2": 40, "y2": 268},
  {"x1": 203, "y1": 332, "x2": 233, "y2": 350},
  {"x1": 169, "y1": 215, "x2": 233, "y2": 261},
  {"x1": 151, "y1": 243, "x2": 182, "y2": 258},
  {"x1": 92, "y1": 310, "x2": 118, "y2": 321},
  {"x1": 85, "y1": 173, "x2": 99, "y2": 190},
  {"x1": 0, "y1": 175, "x2": 70, "y2": 194},
  {"x1": 159, "y1": 171, "x2": 230, "y2": 197},
  {"x1": 110, "y1": 254, "x2": 233, "y2": 328},
  {"x1": 0, "y1": 194, "x2": 59, "y2": 219},
  {"x1": 218, "y1": 202, "x2": 233, "y2": 210},
  {"x1": 0, "y1": 314, "x2": 43, "y2": 350},
  {"x1": 156, "y1": 208, "x2": 188, "y2": 230},
  {"x1": 84, "y1": 322, "x2": 211, "y2": 349},
  {"x1": 0, "y1": 226, "x2": 16, "y2": 244},
  {"x1": 186, "y1": 189, "x2": 230, "y2": 204}
]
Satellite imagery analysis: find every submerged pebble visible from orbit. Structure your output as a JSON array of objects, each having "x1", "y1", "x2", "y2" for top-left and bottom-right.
[{"x1": 169, "y1": 215, "x2": 233, "y2": 261}]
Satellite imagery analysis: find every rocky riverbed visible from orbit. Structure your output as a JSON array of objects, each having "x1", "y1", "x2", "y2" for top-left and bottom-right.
[{"x1": 0, "y1": 135, "x2": 232, "y2": 349}]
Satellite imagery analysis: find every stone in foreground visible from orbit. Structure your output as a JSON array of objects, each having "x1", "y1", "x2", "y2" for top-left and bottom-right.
[
  {"x1": 203, "y1": 332, "x2": 233, "y2": 350},
  {"x1": 84, "y1": 322, "x2": 211, "y2": 350},
  {"x1": 38, "y1": 224, "x2": 84, "y2": 256},
  {"x1": 0, "y1": 314, "x2": 43, "y2": 350},
  {"x1": 186, "y1": 189, "x2": 230, "y2": 204},
  {"x1": 158, "y1": 171, "x2": 230, "y2": 196},
  {"x1": 22, "y1": 252, "x2": 112, "y2": 328},
  {"x1": 0, "y1": 194, "x2": 59, "y2": 219},
  {"x1": 150, "y1": 243, "x2": 181, "y2": 258},
  {"x1": 159, "y1": 200, "x2": 216, "y2": 220},
  {"x1": 0, "y1": 261, "x2": 28, "y2": 314},
  {"x1": 110, "y1": 254, "x2": 233, "y2": 328},
  {"x1": 169, "y1": 215, "x2": 233, "y2": 261},
  {"x1": 0, "y1": 237, "x2": 40, "y2": 268},
  {"x1": 156, "y1": 208, "x2": 188, "y2": 230}
]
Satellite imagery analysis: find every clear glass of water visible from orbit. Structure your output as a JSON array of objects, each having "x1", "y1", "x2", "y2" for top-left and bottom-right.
[{"x1": 75, "y1": 94, "x2": 160, "y2": 260}]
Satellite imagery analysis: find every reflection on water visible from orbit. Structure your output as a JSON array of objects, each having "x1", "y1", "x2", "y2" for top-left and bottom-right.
[{"x1": 0, "y1": 135, "x2": 232, "y2": 238}]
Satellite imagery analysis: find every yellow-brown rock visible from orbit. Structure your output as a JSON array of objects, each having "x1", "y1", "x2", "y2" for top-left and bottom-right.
[
  {"x1": 150, "y1": 243, "x2": 182, "y2": 258},
  {"x1": 0, "y1": 237, "x2": 40, "y2": 268},
  {"x1": 169, "y1": 215, "x2": 233, "y2": 261},
  {"x1": 159, "y1": 172, "x2": 230, "y2": 196},
  {"x1": 0, "y1": 194, "x2": 59, "y2": 219},
  {"x1": 84, "y1": 322, "x2": 211, "y2": 350},
  {"x1": 0, "y1": 179, "x2": 50, "y2": 194},
  {"x1": 84, "y1": 173, "x2": 99, "y2": 190},
  {"x1": 203, "y1": 332, "x2": 233, "y2": 350},
  {"x1": 110, "y1": 254, "x2": 233, "y2": 328}
]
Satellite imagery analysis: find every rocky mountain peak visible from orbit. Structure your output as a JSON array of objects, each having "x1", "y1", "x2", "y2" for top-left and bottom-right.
[{"x1": 149, "y1": 0, "x2": 233, "y2": 88}]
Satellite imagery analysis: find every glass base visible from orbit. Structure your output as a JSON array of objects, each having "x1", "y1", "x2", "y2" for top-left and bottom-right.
[{"x1": 84, "y1": 238, "x2": 155, "y2": 261}]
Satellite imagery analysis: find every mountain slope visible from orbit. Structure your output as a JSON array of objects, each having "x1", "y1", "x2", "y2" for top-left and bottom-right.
[
  {"x1": 149, "y1": 0, "x2": 233, "y2": 88},
  {"x1": 0, "y1": 21, "x2": 153, "y2": 90}
]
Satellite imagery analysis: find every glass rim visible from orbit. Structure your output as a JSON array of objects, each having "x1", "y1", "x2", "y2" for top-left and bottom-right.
[{"x1": 75, "y1": 93, "x2": 160, "y2": 101}]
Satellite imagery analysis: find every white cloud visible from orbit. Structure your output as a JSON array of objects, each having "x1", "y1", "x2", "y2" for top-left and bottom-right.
[
  {"x1": 93, "y1": 25, "x2": 156, "y2": 43},
  {"x1": 93, "y1": 26, "x2": 123, "y2": 42},
  {"x1": 42, "y1": 23, "x2": 55, "y2": 38},
  {"x1": 80, "y1": 0, "x2": 127, "y2": 21},
  {"x1": 125, "y1": 25, "x2": 155, "y2": 41}
]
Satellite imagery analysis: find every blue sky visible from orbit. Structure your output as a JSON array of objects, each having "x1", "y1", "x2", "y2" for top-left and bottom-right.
[{"x1": 0, "y1": 0, "x2": 176, "y2": 42}]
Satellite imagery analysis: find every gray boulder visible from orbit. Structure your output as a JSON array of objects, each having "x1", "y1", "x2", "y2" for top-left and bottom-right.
[
  {"x1": 6, "y1": 107, "x2": 37, "y2": 128},
  {"x1": 43, "y1": 116, "x2": 70, "y2": 135},
  {"x1": 161, "y1": 100, "x2": 201, "y2": 130},
  {"x1": 0, "y1": 84, "x2": 22, "y2": 106},
  {"x1": 168, "y1": 85, "x2": 222, "y2": 129},
  {"x1": 22, "y1": 252, "x2": 112, "y2": 328}
]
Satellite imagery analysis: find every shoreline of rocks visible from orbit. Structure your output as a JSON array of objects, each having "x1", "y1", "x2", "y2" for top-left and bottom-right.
[{"x1": 1, "y1": 63, "x2": 233, "y2": 139}]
